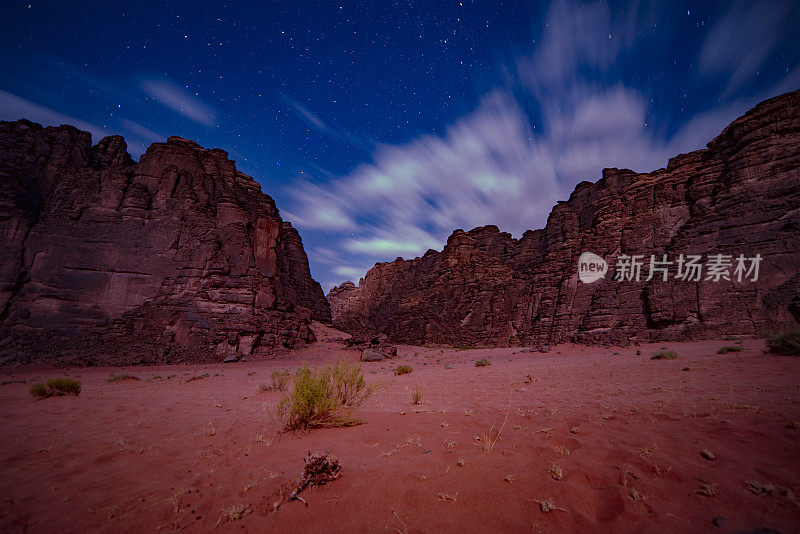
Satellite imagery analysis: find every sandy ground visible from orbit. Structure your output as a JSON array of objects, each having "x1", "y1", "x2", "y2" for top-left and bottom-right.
[{"x1": 1, "y1": 338, "x2": 798, "y2": 533}]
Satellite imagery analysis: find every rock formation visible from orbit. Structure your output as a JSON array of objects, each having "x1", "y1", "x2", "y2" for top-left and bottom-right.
[
  {"x1": 328, "y1": 90, "x2": 800, "y2": 346},
  {"x1": 0, "y1": 120, "x2": 330, "y2": 364}
]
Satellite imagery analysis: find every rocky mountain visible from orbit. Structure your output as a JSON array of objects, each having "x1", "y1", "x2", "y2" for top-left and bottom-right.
[
  {"x1": 328, "y1": 90, "x2": 800, "y2": 347},
  {"x1": 0, "y1": 120, "x2": 330, "y2": 364}
]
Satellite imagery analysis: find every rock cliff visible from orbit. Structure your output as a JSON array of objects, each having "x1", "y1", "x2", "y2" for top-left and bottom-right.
[
  {"x1": 0, "y1": 120, "x2": 330, "y2": 364},
  {"x1": 328, "y1": 90, "x2": 800, "y2": 346}
]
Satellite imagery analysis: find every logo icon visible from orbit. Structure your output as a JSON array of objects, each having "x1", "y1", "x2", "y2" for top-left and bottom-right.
[{"x1": 578, "y1": 252, "x2": 608, "y2": 283}]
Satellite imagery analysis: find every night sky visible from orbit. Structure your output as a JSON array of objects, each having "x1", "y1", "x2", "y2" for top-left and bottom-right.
[{"x1": 1, "y1": 1, "x2": 798, "y2": 291}]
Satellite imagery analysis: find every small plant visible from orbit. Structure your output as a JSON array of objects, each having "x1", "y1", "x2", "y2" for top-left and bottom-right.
[
  {"x1": 216, "y1": 504, "x2": 249, "y2": 525},
  {"x1": 717, "y1": 345, "x2": 743, "y2": 354},
  {"x1": 697, "y1": 483, "x2": 717, "y2": 496},
  {"x1": 636, "y1": 350, "x2": 642, "y2": 355},
  {"x1": 547, "y1": 462, "x2": 563, "y2": 480},
  {"x1": 651, "y1": 348, "x2": 678, "y2": 360},
  {"x1": 257, "y1": 382, "x2": 271, "y2": 394},
  {"x1": 475, "y1": 358, "x2": 491, "y2": 367},
  {"x1": 537, "y1": 499, "x2": 564, "y2": 513},
  {"x1": 766, "y1": 328, "x2": 800, "y2": 355},
  {"x1": 395, "y1": 364, "x2": 413, "y2": 375},
  {"x1": 186, "y1": 373, "x2": 210, "y2": 382},
  {"x1": 107, "y1": 373, "x2": 140, "y2": 382},
  {"x1": 277, "y1": 361, "x2": 372, "y2": 430},
  {"x1": 411, "y1": 388, "x2": 422, "y2": 405},
  {"x1": 29, "y1": 378, "x2": 82, "y2": 398},
  {"x1": 271, "y1": 369, "x2": 291, "y2": 391}
]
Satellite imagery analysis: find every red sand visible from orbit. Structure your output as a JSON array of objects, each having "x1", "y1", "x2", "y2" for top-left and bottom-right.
[{"x1": 1, "y1": 339, "x2": 798, "y2": 533}]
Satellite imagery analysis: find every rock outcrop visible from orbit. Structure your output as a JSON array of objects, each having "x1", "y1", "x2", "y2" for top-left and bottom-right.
[
  {"x1": 328, "y1": 90, "x2": 800, "y2": 346},
  {"x1": 0, "y1": 120, "x2": 330, "y2": 364}
]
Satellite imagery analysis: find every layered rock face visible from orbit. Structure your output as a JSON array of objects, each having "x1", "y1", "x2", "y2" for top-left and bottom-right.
[
  {"x1": 329, "y1": 90, "x2": 800, "y2": 346},
  {"x1": 0, "y1": 120, "x2": 330, "y2": 364}
]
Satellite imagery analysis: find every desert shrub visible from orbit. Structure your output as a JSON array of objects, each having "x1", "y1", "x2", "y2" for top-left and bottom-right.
[
  {"x1": 277, "y1": 362, "x2": 371, "y2": 430},
  {"x1": 475, "y1": 358, "x2": 491, "y2": 367},
  {"x1": 411, "y1": 388, "x2": 422, "y2": 405},
  {"x1": 331, "y1": 360, "x2": 371, "y2": 406},
  {"x1": 29, "y1": 383, "x2": 49, "y2": 398},
  {"x1": 107, "y1": 373, "x2": 140, "y2": 382},
  {"x1": 651, "y1": 349, "x2": 678, "y2": 360},
  {"x1": 271, "y1": 369, "x2": 291, "y2": 391},
  {"x1": 717, "y1": 345, "x2": 743, "y2": 354},
  {"x1": 766, "y1": 328, "x2": 800, "y2": 356},
  {"x1": 395, "y1": 364, "x2": 413, "y2": 376},
  {"x1": 30, "y1": 378, "x2": 82, "y2": 398}
]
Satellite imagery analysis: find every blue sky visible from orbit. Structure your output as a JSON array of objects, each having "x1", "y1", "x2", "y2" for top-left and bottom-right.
[{"x1": 1, "y1": 1, "x2": 798, "y2": 291}]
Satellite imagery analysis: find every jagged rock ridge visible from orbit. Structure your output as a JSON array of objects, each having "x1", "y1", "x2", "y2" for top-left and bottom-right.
[
  {"x1": 0, "y1": 120, "x2": 330, "y2": 364},
  {"x1": 328, "y1": 90, "x2": 800, "y2": 346}
]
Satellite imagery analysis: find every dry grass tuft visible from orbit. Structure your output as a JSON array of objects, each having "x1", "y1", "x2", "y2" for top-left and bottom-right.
[
  {"x1": 651, "y1": 348, "x2": 678, "y2": 360},
  {"x1": 216, "y1": 505, "x2": 249, "y2": 525},
  {"x1": 107, "y1": 373, "x2": 140, "y2": 382},
  {"x1": 536, "y1": 499, "x2": 564, "y2": 513},
  {"x1": 411, "y1": 388, "x2": 422, "y2": 405},
  {"x1": 717, "y1": 345, "x2": 743, "y2": 354},
  {"x1": 437, "y1": 492, "x2": 458, "y2": 503},
  {"x1": 186, "y1": 373, "x2": 209, "y2": 382},
  {"x1": 474, "y1": 358, "x2": 491, "y2": 367},
  {"x1": 395, "y1": 365, "x2": 413, "y2": 376},
  {"x1": 271, "y1": 369, "x2": 291, "y2": 391},
  {"x1": 697, "y1": 483, "x2": 717, "y2": 497},
  {"x1": 29, "y1": 378, "x2": 82, "y2": 398},
  {"x1": 547, "y1": 462, "x2": 563, "y2": 480}
]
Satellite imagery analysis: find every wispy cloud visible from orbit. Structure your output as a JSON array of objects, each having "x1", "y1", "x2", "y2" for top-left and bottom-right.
[
  {"x1": 280, "y1": 93, "x2": 330, "y2": 132},
  {"x1": 141, "y1": 79, "x2": 216, "y2": 126},
  {"x1": 120, "y1": 118, "x2": 164, "y2": 144},
  {"x1": 699, "y1": 2, "x2": 793, "y2": 98},
  {"x1": 0, "y1": 89, "x2": 109, "y2": 140},
  {"x1": 288, "y1": 0, "x2": 798, "y2": 288}
]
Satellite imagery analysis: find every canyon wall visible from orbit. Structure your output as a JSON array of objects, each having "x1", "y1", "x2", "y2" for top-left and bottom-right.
[
  {"x1": 0, "y1": 120, "x2": 330, "y2": 364},
  {"x1": 329, "y1": 90, "x2": 800, "y2": 346}
]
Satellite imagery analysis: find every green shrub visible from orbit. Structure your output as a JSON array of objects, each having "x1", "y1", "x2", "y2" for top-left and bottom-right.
[
  {"x1": 332, "y1": 360, "x2": 371, "y2": 406},
  {"x1": 651, "y1": 349, "x2": 678, "y2": 360},
  {"x1": 717, "y1": 345, "x2": 743, "y2": 354},
  {"x1": 30, "y1": 378, "x2": 82, "y2": 398},
  {"x1": 766, "y1": 328, "x2": 800, "y2": 356},
  {"x1": 29, "y1": 383, "x2": 49, "y2": 398},
  {"x1": 277, "y1": 361, "x2": 372, "y2": 431},
  {"x1": 475, "y1": 358, "x2": 491, "y2": 367},
  {"x1": 395, "y1": 364, "x2": 413, "y2": 376},
  {"x1": 271, "y1": 369, "x2": 290, "y2": 391}
]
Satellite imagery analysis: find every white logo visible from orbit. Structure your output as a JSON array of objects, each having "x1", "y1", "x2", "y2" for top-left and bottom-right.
[{"x1": 578, "y1": 252, "x2": 608, "y2": 283}]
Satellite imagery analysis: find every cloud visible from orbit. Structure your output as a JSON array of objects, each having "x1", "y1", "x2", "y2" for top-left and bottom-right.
[
  {"x1": 287, "y1": 0, "x2": 799, "y2": 287},
  {"x1": 141, "y1": 79, "x2": 216, "y2": 126},
  {"x1": 332, "y1": 265, "x2": 368, "y2": 280},
  {"x1": 699, "y1": 2, "x2": 793, "y2": 97},
  {"x1": 120, "y1": 119, "x2": 164, "y2": 143},
  {"x1": 0, "y1": 89, "x2": 110, "y2": 140},
  {"x1": 280, "y1": 93, "x2": 330, "y2": 132}
]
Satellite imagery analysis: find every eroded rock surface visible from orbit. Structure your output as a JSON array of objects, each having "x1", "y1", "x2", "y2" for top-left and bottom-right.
[
  {"x1": 329, "y1": 90, "x2": 800, "y2": 346},
  {"x1": 0, "y1": 120, "x2": 330, "y2": 364}
]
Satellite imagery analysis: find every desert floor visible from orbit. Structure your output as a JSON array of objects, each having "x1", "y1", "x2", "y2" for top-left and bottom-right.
[{"x1": 1, "y1": 337, "x2": 798, "y2": 533}]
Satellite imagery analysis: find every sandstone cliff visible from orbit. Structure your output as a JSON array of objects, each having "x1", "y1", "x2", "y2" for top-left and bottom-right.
[
  {"x1": 328, "y1": 90, "x2": 800, "y2": 346},
  {"x1": 0, "y1": 120, "x2": 330, "y2": 364}
]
